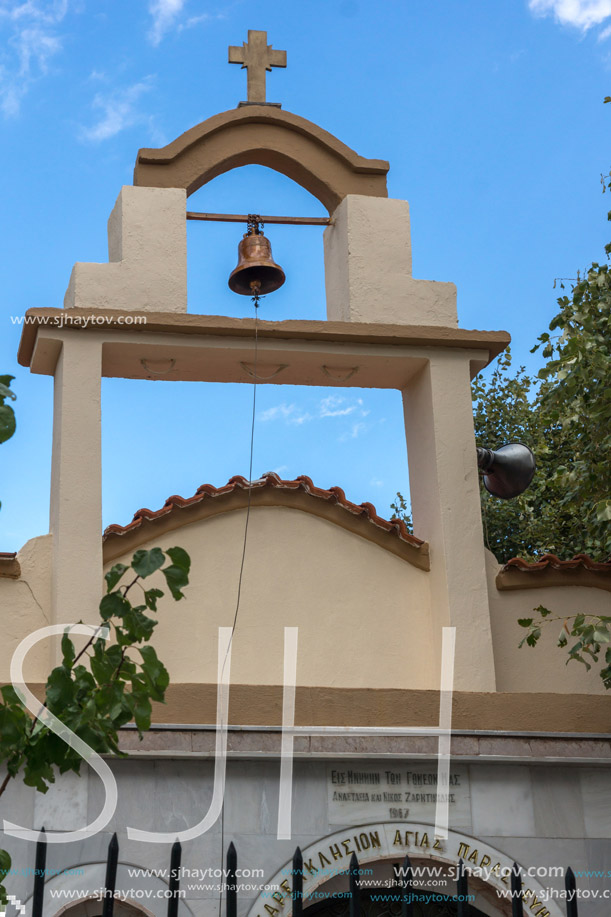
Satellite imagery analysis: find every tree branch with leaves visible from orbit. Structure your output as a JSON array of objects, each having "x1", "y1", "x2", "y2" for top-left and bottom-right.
[{"x1": 0, "y1": 545, "x2": 191, "y2": 904}]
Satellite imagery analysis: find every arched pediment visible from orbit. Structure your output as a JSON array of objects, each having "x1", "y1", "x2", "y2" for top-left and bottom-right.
[
  {"x1": 103, "y1": 472, "x2": 429, "y2": 570},
  {"x1": 133, "y1": 106, "x2": 389, "y2": 213}
]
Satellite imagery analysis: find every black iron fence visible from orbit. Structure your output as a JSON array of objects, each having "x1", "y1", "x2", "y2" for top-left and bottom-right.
[{"x1": 24, "y1": 829, "x2": 582, "y2": 917}]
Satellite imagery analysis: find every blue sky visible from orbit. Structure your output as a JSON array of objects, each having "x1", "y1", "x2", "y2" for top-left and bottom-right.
[{"x1": 1, "y1": 0, "x2": 610, "y2": 551}]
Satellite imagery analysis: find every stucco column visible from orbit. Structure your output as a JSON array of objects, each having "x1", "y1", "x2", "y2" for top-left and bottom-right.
[
  {"x1": 50, "y1": 333, "x2": 103, "y2": 631},
  {"x1": 324, "y1": 195, "x2": 457, "y2": 326},
  {"x1": 402, "y1": 352, "x2": 496, "y2": 691}
]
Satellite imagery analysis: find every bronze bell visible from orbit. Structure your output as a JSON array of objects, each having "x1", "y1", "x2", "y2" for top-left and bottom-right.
[{"x1": 228, "y1": 230, "x2": 285, "y2": 296}]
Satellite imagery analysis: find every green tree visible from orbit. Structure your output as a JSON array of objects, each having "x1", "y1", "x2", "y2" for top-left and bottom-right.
[
  {"x1": 471, "y1": 348, "x2": 584, "y2": 561},
  {"x1": 0, "y1": 375, "x2": 16, "y2": 511},
  {"x1": 0, "y1": 545, "x2": 191, "y2": 904},
  {"x1": 392, "y1": 162, "x2": 611, "y2": 687},
  {"x1": 531, "y1": 259, "x2": 611, "y2": 558}
]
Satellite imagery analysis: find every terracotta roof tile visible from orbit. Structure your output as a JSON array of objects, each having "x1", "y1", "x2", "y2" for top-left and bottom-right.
[
  {"x1": 502, "y1": 554, "x2": 611, "y2": 574},
  {"x1": 103, "y1": 472, "x2": 429, "y2": 569},
  {"x1": 496, "y1": 553, "x2": 611, "y2": 593}
]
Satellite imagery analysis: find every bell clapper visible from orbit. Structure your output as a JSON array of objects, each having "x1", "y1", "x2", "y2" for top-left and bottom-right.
[{"x1": 250, "y1": 280, "x2": 263, "y2": 309}]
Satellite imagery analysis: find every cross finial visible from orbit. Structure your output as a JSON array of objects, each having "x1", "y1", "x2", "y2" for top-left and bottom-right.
[{"x1": 228, "y1": 30, "x2": 287, "y2": 106}]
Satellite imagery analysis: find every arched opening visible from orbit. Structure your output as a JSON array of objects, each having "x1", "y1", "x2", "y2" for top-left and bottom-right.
[{"x1": 185, "y1": 164, "x2": 327, "y2": 322}]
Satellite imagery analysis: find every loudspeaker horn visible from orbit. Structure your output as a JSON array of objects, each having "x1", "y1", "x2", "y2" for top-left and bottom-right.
[{"x1": 476, "y1": 442, "x2": 536, "y2": 500}]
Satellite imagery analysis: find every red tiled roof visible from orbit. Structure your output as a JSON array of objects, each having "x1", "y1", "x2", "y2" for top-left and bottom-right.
[
  {"x1": 503, "y1": 554, "x2": 611, "y2": 574},
  {"x1": 103, "y1": 472, "x2": 430, "y2": 569},
  {"x1": 496, "y1": 553, "x2": 611, "y2": 592}
]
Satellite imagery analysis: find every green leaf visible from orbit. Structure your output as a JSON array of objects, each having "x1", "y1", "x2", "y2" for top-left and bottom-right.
[
  {"x1": 99, "y1": 591, "x2": 130, "y2": 620},
  {"x1": 140, "y1": 645, "x2": 169, "y2": 700},
  {"x1": 162, "y1": 564, "x2": 188, "y2": 600},
  {"x1": 593, "y1": 627, "x2": 610, "y2": 644},
  {"x1": 0, "y1": 848, "x2": 12, "y2": 879},
  {"x1": 105, "y1": 563, "x2": 128, "y2": 592},
  {"x1": 1, "y1": 684, "x2": 24, "y2": 706},
  {"x1": 144, "y1": 587, "x2": 164, "y2": 611},
  {"x1": 526, "y1": 628, "x2": 541, "y2": 647},
  {"x1": 61, "y1": 632, "x2": 75, "y2": 667},
  {"x1": 0, "y1": 382, "x2": 16, "y2": 402},
  {"x1": 166, "y1": 546, "x2": 191, "y2": 574},
  {"x1": 0, "y1": 404, "x2": 16, "y2": 444},
  {"x1": 568, "y1": 653, "x2": 591, "y2": 671},
  {"x1": 125, "y1": 692, "x2": 152, "y2": 732},
  {"x1": 534, "y1": 605, "x2": 552, "y2": 618},
  {"x1": 518, "y1": 618, "x2": 533, "y2": 628},
  {"x1": 131, "y1": 547, "x2": 165, "y2": 578},
  {"x1": 45, "y1": 666, "x2": 75, "y2": 709}
]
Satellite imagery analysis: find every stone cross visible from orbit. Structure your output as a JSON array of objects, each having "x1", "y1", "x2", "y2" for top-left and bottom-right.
[{"x1": 228, "y1": 30, "x2": 287, "y2": 104}]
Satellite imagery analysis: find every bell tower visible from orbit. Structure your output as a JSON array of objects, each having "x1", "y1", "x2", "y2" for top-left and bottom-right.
[{"x1": 19, "y1": 30, "x2": 511, "y2": 689}]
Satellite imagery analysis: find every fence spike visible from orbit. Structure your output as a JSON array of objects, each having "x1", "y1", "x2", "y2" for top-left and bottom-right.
[
  {"x1": 510, "y1": 862, "x2": 523, "y2": 917},
  {"x1": 292, "y1": 847, "x2": 303, "y2": 917},
  {"x1": 400, "y1": 853, "x2": 414, "y2": 917},
  {"x1": 456, "y1": 858, "x2": 469, "y2": 917},
  {"x1": 226, "y1": 842, "x2": 238, "y2": 917},
  {"x1": 167, "y1": 840, "x2": 182, "y2": 917},
  {"x1": 565, "y1": 867, "x2": 578, "y2": 917},
  {"x1": 31, "y1": 827, "x2": 46, "y2": 917},
  {"x1": 349, "y1": 852, "x2": 361, "y2": 917},
  {"x1": 102, "y1": 833, "x2": 119, "y2": 917}
]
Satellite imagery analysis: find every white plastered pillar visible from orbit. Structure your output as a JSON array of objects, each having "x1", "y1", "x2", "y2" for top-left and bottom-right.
[
  {"x1": 50, "y1": 333, "x2": 103, "y2": 635},
  {"x1": 402, "y1": 352, "x2": 496, "y2": 691}
]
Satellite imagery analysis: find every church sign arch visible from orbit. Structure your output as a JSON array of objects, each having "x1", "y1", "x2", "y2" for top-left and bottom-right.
[{"x1": 247, "y1": 823, "x2": 563, "y2": 917}]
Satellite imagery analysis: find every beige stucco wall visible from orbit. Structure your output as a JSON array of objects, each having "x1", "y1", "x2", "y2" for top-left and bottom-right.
[
  {"x1": 106, "y1": 506, "x2": 434, "y2": 690},
  {"x1": 0, "y1": 535, "x2": 51, "y2": 683},
  {"x1": 1, "y1": 517, "x2": 609, "y2": 699},
  {"x1": 486, "y1": 550, "x2": 610, "y2": 696},
  {"x1": 0, "y1": 509, "x2": 432, "y2": 690}
]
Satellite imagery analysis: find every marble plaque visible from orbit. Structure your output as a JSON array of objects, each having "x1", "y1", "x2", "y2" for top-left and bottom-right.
[{"x1": 327, "y1": 764, "x2": 470, "y2": 825}]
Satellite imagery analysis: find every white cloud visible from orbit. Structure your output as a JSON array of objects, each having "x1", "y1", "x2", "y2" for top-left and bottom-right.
[
  {"x1": 0, "y1": 0, "x2": 68, "y2": 115},
  {"x1": 260, "y1": 395, "x2": 370, "y2": 427},
  {"x1": 260, "y1": 403, "x2": 297, "y2": 422},
  {"x1": 260, "y1": 395, "x2": 372, "y2": 438},
  {"x1": 528, "y1": 0, "x2": 611, "y2": 31},
  {"x1": 178, "y1": 10, "x2": 226, "y2": 31},
  {"x1": 148, "y1": 0, "x2": 186, "y2": 46},
  {"x1": 338, "y1": 422, "x2": 367, "y2": 442},
  {"x1": 319, "y1": 395, "x2": 359, "y2": 418},
  {"x1": 259, "y1": 403, "x2": 313, "y2": 425},
  {"x1": 80, "y1": 77, "x2": 155, "y2": 142},
  {"x1": 370, "y1": 478, "x2": 384, "y2": 487},
  {"x1": 0, "y1": 1, "x2": 68, "y2": 24}
]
